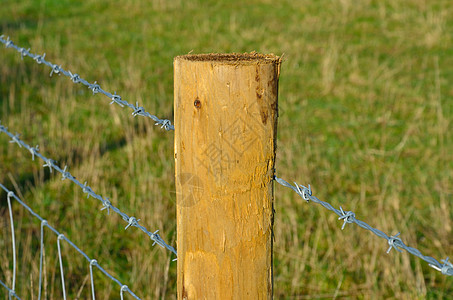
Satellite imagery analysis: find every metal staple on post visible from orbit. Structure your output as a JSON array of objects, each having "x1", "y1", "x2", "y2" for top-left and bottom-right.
[
  {"x1": 0, "y1": 123, "x2": 177, "y2": 256},
  {"x1": 0, "y1": 35, "x2": 174, "y2": 131},
  {"x1": 274, "y1": 176, "x2": 453, "y2": 277},
  {"x1": 0, "y1": 183, "x2": 142, "y2": 300}
]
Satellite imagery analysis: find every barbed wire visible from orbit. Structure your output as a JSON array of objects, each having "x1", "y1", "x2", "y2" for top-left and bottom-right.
[
  {"x1": 0, "y1": 35, "x2": 174, "y2": 131},
  {"x1": 0, "y1": 122, "x2": 177, "y2": 256},
  {"x1": 274, "y1": 176, "x2": 453, "y2": 277},
  {"x1": 0, "y1": 183, "x2": 141, "y2": 300}
]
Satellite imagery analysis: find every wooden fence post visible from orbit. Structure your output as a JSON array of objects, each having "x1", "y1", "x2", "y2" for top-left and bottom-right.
[{"x1": 174, "y1": 53, "x2": 281, "y2": 299}]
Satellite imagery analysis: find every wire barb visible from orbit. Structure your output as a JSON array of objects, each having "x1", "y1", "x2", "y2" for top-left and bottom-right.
[
  {"x1": 294, "y1": 182, "x2": 312, "y2": 202},
  {"x1": 19, "y1": 47, "x2": 30, "y2": 60},
  {"x1": 9, "y1": 133, "x2": 22, "y2": 147},
  {"x1": 61, "y1": 165, "x2": 73, "y2": 180},
  {"x1": 43, "y1": 159, "x2": 55, "y2": 173},
  {"x1": 125, "y1": 216, "x2": 141, "y2": 230},
  {"x1": 338, "y1": 206, "x2": 355, "y2": 230},
  {"x1": 387, "y1": 232, "x2": 403, "y2": 253},
  {"x1": 110, "y1": 92, "x2": 124, "y2": 107},
  {"x1": 100, "y1": 197, "x2": 111, "y2": 215},
  {"x1": 132, "y1": 101, "x2": 145, "y2": 117},
  {"x1": 69, "y1": 71, "x2": 81, "y2": 83},
  {"x1": 4, "y1": 36, "x2": 13, "y2": 48},
  {"x1": 83, "y1": 182, "x2": 94, "y2": 198},
  {"x1": 89, "y1": 81, "x2": 101, "y2": 94},
  {"x1": 158, "y1": 119, "x2": 173, "y2": 130},
  {"x1": 50, "y1": 64, "x2": 62, "y2": 77},
  {"x1": 150, "y1": 230, "x2": 165, "y2": 247},
  {"x1": 33, "y1": 53, "x2": 46, "y2": 64},
  {"x1": 29, "y1": 145, "x2": 39, "y2": 160}
]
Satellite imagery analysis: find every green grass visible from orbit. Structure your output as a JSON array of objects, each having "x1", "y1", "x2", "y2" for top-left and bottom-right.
[{"x1": 1, "y1": 0, "x2": 452, "y2": 298}]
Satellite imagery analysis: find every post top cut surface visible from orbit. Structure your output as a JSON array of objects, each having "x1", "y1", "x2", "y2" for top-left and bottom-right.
[{"x1": 175, "y1": 52, "x2": 280, "y2": 65}]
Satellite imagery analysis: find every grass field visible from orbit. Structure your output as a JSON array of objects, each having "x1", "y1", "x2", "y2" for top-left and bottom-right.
[{"x1": 1, "y1": 0, "x2": 452, "y2": 299}]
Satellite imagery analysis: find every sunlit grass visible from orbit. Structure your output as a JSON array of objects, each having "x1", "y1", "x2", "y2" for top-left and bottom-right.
[{"x1": 1, "y1": 0, "x2": 452, "y2": 299}]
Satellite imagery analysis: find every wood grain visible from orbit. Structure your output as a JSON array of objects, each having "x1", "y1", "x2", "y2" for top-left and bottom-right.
[{"x1": 174, "y1": 53, "x2": 280, "y2": 299}]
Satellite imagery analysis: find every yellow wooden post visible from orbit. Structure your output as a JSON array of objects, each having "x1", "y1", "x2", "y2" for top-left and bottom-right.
[{"x1": 174, "y1": 53, "x2": 281, "y2": 299}]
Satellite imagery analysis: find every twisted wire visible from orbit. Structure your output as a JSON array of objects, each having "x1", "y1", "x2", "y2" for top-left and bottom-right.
[
  {"x1": 274, "y1": 176, "x2": 453, "y2": 277},
  {"x1": 0, "y1": 122, "x2": 177, "y2": 256},
  {"x1": 0, "y1": 35, "x2": 174, "y2": 131}
]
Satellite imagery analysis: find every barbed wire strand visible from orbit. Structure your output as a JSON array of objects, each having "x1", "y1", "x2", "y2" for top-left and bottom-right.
[
  {"x1": 0, "y1": 122, "x2": 177, "y2": 257},
  {"x1": 0, "y1": 35, "x2": 174, "y2": 131},
  {"x1": 0, "y1": 183, "x2": 142, "y2": 300},
  {"x1": 274, "y1": 176, "x2": 453, "y2": 277}
]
